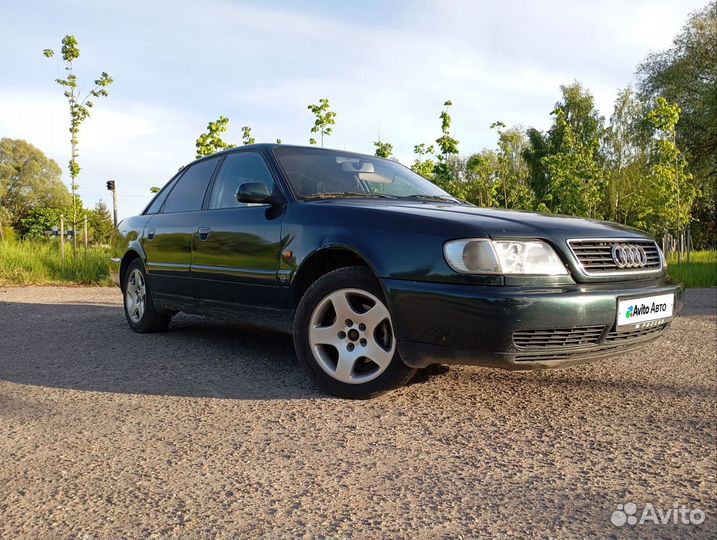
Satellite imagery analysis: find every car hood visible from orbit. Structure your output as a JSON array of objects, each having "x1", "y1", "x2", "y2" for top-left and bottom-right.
[{"x1": 322, "y1": 200, "x2": 652, "y2": 240}]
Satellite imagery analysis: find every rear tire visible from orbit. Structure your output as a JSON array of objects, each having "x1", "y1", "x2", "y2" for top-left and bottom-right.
[
  {"x1": 293, "y1": 266, "x2": 415, "y2": 399},
  {"x1": 123, "y1": 259, "x2": 172, "y2": 333}
]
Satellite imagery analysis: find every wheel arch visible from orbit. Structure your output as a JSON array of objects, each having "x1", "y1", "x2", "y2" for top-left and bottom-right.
[
  {"x1": 119, "y1": 249, "x2": 144, "y2": 291},
  {"x1": 291, "y1": 245, "x2": 382, "y2": 304}
]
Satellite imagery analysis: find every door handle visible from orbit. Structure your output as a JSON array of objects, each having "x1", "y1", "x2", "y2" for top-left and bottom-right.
[
  {"x1": 147, "y1": 228, "x2": 155, "y2": 240},
  {"x1": 198, "y1": 227, "x2": 211, "y2": 241}
]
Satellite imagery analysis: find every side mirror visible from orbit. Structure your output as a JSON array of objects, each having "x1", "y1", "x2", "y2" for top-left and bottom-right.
[{"x1": 236, "y1": 183, "x2": 277, "y2": 204}]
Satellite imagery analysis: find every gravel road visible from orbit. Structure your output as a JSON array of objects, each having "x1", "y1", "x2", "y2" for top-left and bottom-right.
[{"x1": 1, "y1": 286, "x2": 715, "y2": 540}]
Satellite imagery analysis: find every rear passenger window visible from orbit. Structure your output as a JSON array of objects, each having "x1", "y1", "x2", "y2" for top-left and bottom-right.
[
  {"x1": 145, "y1": 174, "x2": 181, "y2": 214},
  {"x1": 162, "y1": 157, "x2": 219, "y2": 213}
]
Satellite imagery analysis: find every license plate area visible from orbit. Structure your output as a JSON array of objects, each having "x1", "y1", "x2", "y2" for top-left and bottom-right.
[{"x1": 616, "y1": 293, "x2": 674, "y2": 331}]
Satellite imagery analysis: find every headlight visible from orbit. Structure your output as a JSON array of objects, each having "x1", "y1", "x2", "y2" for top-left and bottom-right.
[{"x1": 444, "y1": 239, "x2": 568, "y2": 275}]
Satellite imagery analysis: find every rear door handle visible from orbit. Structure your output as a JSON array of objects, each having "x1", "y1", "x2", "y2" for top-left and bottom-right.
[
  {"x1": 147, "y1": 228, "x2": 155, "y2": 240},
  {"x1": 198, "y1": 226, "x2": 211, "y2": 241}
]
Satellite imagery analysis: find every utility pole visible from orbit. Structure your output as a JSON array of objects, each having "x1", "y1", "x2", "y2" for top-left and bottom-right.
[
  {"x1": 106, "y1": 180, "x2": 118, "y2": 227},
  {"x1": 60, "y1": 215, "x2": 65, "y2": 260},
  {"x1": 83, "y1": 215, "x2": 88, "y2": 251}
]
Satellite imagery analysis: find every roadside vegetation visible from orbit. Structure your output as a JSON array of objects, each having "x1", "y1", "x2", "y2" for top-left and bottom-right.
[
  {"x1": 667, "y1": 250, "x2": 717, "y2": 289},
  {"x1": 0, "y1": 240, "x2": 111, "y2": 286}
]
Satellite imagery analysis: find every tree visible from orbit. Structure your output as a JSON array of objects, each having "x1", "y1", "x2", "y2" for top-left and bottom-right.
[
  {"x1": 541, "y1": 109, "x2": 603, "y2": 217},
  {"x1": 43, "y1": 35, "x2": 113, "y2": 249},
  {"x1": 241, "y1": 126, "x2": 255, "y2": 145},
  {"x1": 307, "y1": 98, "x2": 336, "y2": 147},
  {"x1": 0, "y1": 138, "x2": 71, "y2": 228},
  {"x1": 433, "y1": 100, "x2": 460, "y2": 190},
  {"x1": 373, "y1": 140, "x2": 393, "y2": 159},
  {"x1": 638, "y1": 1, "x2": 716, "y2": 245},
  {"x1": 644, "y1": 97, "x2": 696, "y2": 235},
  {"x1": 19, "y1": 201, "x2": 87, "y2": 239},
  {"x1": 490, "y1": 122, "x2": 534, "y2": 210},
  {"x1": 89, "y1": 200, "x2": 113, "y2": 244},
  {"x1": 464, "y1": 151, "x2": 499, "y2": 207},
  {"x1": 196, "y1": 116, "x2": 235, "y2": 158},
  {"x1": 525, "y1": 82, "x2": 604, "y2": 216},
  {"x1": 601, "y1": 87, "x2": 652, "y2": 226},
  {"x1": 411, "y1": 143, "x2": 435, "y2": 179}
]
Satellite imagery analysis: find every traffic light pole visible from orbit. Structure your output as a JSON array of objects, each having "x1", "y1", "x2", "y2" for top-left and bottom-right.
[
  {"x1": 112, "y1": 187, "x2": 119, "y2": 227},
  {"x1": 107, "y1": 180, "x2": 118, "y2": 227}
]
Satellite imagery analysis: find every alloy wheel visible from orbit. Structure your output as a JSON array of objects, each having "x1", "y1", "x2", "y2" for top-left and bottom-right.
[
  {"x1": 308, "y1": 288, "x2": 396, "y2": 384},
  {"x1": 125, "y1": 268, "x2": 146, "y2": 323}
]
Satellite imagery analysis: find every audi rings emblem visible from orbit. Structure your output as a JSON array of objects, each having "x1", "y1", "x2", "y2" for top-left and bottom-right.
[{"x1": 611, "y1": 244, "x2": 648, "y2": 268}]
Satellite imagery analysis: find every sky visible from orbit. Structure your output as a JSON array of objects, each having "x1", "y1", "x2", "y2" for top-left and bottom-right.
[{"x1": 0, "y1": 0, "x2": 706, "y2": 218}]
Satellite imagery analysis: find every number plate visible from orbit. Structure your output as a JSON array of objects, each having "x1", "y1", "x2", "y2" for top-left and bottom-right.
[{"x1": 617, "y1": 293, "x2": 674, "y2": 329}]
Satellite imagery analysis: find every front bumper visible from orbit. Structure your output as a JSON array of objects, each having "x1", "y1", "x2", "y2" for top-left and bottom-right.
[
  {"x1": 383, "y1": 277, "x2": 683, "y2": 370},
  {"x1": 109, "y1": 256, "x2": 121, "y2": 288}
]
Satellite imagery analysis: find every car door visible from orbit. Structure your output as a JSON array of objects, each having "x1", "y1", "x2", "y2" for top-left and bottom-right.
[
  {"x1": 191, "y1": 151, "x2": 285, "y2": 308},
  {"x1": 142, "y1": 156, "x2": 220, "y2": 301}
]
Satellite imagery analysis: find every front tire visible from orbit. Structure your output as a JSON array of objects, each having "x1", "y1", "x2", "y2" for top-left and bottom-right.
[
  {"x1": 123, "y1": 259, "x2": 172, "y2": 333},
  {"x1": 293, "y1": 266, "x2": 416, "y2": 399}
]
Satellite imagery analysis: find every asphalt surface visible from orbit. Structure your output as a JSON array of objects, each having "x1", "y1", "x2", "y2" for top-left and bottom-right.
[{"x1": 0, "y1": 286, "x2": 715, "y2": 540}]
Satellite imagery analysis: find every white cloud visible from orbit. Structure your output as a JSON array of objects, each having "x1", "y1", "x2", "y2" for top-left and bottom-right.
[{"x1": 0, "y1": 88, "x2": 201, "y2": 216}]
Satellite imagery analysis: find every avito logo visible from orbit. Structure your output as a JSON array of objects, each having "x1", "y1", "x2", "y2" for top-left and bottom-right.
[{"x1": 626, "y1": 301, "x2": 668, "y2": 319}]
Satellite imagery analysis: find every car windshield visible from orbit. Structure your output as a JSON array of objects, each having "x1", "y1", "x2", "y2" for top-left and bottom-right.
[{"x1": 273, "y1": 146, "x2": 458, "y2": 202}]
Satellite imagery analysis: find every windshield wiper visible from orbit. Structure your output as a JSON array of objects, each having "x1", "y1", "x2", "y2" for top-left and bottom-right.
[
  {"x1": 398, "y1": 194, "x2": 460, "y2": 203},
  {"x1": 302, "y1": 192, "x2": 398, "y2": 200}
]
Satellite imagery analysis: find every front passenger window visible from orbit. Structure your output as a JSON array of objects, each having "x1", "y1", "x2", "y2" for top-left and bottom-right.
[{"x1": 209, "y1": 152, "x2": 276, "y2": 209}]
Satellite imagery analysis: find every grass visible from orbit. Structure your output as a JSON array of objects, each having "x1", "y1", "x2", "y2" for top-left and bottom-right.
[
  {"x1": 667, "y1": 250, "x2": 717, "y2": 289},
  {"x1": 0, "y1": 240, "x2": 112, "y2": 286}
]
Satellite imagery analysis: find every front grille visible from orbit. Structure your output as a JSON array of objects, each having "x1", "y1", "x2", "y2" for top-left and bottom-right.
[
  {"x1": 513, "y1": 325, "x2": 605, "y2": 350},
  {"x1": 514, "y1": 323, "x2": 669, "y2": 362},
  {"x1": 567, "y1": 239, "x2": 662, "y2": 275},
  {"x1": 604, "y1": 323, "x2": 669, "y2": 343}
]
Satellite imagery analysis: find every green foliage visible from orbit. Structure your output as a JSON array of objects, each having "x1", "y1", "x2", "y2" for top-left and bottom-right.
[
  {"x1": 490, "y1": 122, "x2": 534, "y2": 210},
  {"x1": 525, "y1": 83, "x2": 604, "y2": 217},
  {"x1": 19, "y1": 204, "x2": 83, "y2": 239},
  {"x1": 643, "y1": 97, "x2": 697, "y2": 234},
  {"x1": 638, "y1": 2, "x2": 716, "y2": 245},
  {"x1": 0, "y1": 240, "x2": 111, "y2": 285},
  {"x1": 149, "y1": 186, "x2": 161, "y2": 193},
  {"x1": 43, "y1": 34, "x2": 113, "y2": 247},
  {"x1": 464, "y1": 151, "x2": 499, "y2": 207},
  {"x1": 89, "y1": 200, "x2": 114, "y2": 244},
  {"x1": 241, "y1": 126, "x2": 255, "y2": 145},
  {"x1": 373, "y1": 140, "x2": 393, "y2": 158},
  {"x1": 307, "y1": 98, "x2": 336, "y2": 147},
  {"x1": 195, "y1": 115, "x2": 235, "y2": 158},
  {"x1": 433, "y1": 100, "x2": 460, "y2": 190},
  {"x1": 0, "y1": 138, "x2": 71, "y2": 228},
  {"x1": 410, "y1": 143, "x2": 435, "y2": 179}
]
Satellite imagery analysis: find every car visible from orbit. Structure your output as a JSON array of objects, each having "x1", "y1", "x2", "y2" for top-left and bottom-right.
[{"x1": 110, "y1": 143, "x2": 683, "y2": 399}]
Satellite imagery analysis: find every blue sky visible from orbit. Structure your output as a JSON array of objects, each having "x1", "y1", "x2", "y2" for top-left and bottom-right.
[{"x1": 0, "y1": 0, "x2": 706, "y2": 218}]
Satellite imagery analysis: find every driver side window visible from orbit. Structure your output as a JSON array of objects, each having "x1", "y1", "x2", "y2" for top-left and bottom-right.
[{"x1": 209, "y1": 152, "x2": 275, "y2": 209}]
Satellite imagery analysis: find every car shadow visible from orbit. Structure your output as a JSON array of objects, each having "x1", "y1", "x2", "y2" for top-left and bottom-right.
[{"x1": 0, "y1": 301, "x2": 322, "y2": 400}]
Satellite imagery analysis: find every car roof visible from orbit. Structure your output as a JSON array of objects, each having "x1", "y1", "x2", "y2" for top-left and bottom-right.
[{"x1": 182, "y1": 143, "x2": 381, "y2": 170}]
